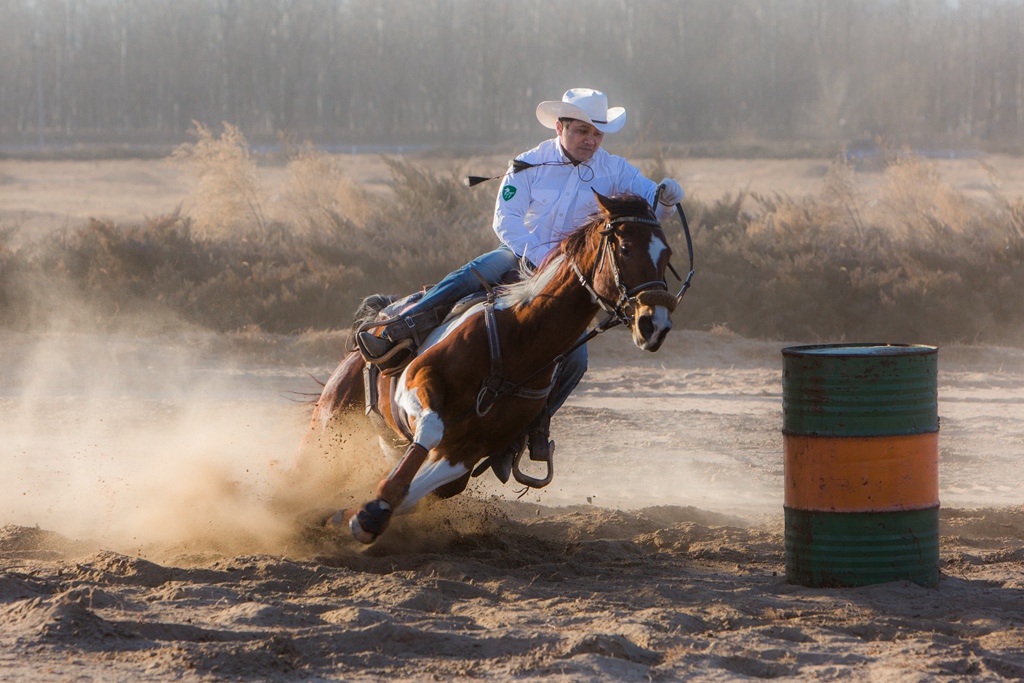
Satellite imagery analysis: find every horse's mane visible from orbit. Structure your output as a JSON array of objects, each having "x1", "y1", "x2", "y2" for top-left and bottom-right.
[{"x1": 498, "y1": 193, "x2": 655, "y2": 309}]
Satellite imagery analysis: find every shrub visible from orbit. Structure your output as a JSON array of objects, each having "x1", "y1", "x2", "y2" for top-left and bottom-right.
[
  {"x1": 666, "y1": 155, "x2": 1024, "y2": 345},
  {"x1": 2, "y1": 148, "x2": 1023, "y2": 346}
]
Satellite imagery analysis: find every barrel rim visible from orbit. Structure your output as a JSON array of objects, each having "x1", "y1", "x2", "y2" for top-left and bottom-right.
[{"x1": 782, "y1": 343, "x2": 937, "y2": 358}]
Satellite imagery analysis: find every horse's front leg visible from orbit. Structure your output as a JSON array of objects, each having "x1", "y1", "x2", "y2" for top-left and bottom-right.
[
  {"x1": 345, "y1": 440, "x2": 432, "y2": 543},
  {"x1": 328, "y1": 379, "x2": 467, "y2": 543},
  {"x1": 325, "y1": 439, "x2": 436, "y2": 543}
]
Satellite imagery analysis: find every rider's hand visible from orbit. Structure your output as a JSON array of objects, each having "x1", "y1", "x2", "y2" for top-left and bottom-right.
[{"x1": 658, "y1": 178, "x2": 684, "y2": 206}]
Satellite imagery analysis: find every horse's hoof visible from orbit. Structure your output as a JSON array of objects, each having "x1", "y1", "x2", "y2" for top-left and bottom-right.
[
  {"x1": 349, "y1": 515, "x2": 378, "y2": 544},
  {"x1": 350, "y1": 498, "x2": 393, "y2": 544}
]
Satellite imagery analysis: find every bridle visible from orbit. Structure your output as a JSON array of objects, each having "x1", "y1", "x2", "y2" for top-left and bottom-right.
[{"x1": 570, "y1": 214, "x2": 676, "y2": 329}]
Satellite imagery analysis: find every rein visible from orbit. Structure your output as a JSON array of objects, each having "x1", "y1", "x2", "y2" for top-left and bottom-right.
[
  {"x1": 475, "y1": 204, "x2": 695, "y2": 411},
  {"x1": 671, "y1": 202, "x2": 696, "y2": 305}
]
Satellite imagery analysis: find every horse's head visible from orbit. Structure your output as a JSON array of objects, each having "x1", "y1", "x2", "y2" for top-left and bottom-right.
[{"x1": 582, "y1": 192, "x2": 676, "y2": 352}]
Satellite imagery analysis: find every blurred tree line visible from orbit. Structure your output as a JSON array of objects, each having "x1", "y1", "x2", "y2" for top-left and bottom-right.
[{"x1": 3, "y1": 0, "x2": 1024, "y2": 150}]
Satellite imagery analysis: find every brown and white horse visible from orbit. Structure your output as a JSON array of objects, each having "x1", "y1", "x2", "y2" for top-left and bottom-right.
[{"x1": 306, "y1": 192, "x2": 679, "y2": 543}]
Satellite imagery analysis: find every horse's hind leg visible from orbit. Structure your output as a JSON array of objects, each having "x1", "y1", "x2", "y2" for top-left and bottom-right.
[
  {"x1": 310, "y1": 351, "x2": 365, "y2": 431},
  {"x1": 274, "y1": 351, "x2": 367, "y2": 518},
  {"x1": 290, "y1": 350, "x2": 365, "y2": 469}
]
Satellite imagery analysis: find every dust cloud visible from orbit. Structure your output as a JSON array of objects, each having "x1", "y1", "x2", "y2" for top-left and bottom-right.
[{"x1": 0, "y1": 323, "x2": 330, "y2": 557}]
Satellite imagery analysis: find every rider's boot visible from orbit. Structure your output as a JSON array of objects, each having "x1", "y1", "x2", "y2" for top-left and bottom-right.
[
  {"x1": 356, "y1": 329, "x2": 402, "y2": 359},
  {"x1": 471, "y1": 408, "x2": 552, "y2": 484},
  {"x1": 355, "y1": 329, "x2": 415, "y2": 372},
  {"x1": 470, "y1": 433, "x2": 523, "y2": 483},
  {"x1": 356, "y1": 308, "x2": 444, "y2": 371},
  {"x1": 526, "y1": 407, "x2": 553, "y2": 463}
]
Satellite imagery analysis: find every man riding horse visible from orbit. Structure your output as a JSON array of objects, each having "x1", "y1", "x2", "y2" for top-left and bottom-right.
[{"x1": 357, "y1": 88, "x2": 685, "y2": 475}]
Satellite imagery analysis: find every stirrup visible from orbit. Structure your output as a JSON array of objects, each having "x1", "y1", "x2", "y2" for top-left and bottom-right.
[
  {"x1": 356, "y1": 331, "x2": 415, "y2": 371},
  {"x1": 509, "y1": 409, "x2": 554, "y2": 488},
  {"x1": 512, "y1": 438, "x2": 553, "y2": 489}
]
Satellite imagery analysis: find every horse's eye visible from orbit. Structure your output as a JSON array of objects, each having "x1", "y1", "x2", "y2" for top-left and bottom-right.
[{"x1": 618, "y1": 242, "x2": 632, "y2": 257}]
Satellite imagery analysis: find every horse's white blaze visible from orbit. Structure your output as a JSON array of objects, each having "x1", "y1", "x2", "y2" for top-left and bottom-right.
[
  {"x1": 397, "y1": 459, "x2": 470, "y2": 514},
  {"x1": 648, "y1": 235, "x2": 668, "y2": 270},
  {"x1": 650, "y1": 305, "x2": 671, "y2": 330}
]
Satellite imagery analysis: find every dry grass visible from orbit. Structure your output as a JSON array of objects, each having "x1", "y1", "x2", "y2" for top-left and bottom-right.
[
  {"x1": 1, "y1": 126, "x2": 495, "y2": 334},
  {"x1": 171, "y1": 122, "x2": 269, "y2": 240},
  {"x1": 1, "y1": 135, "x2": 1022, "y2": 346},
  {"x1": 281, "y1": 147, "x2": 373, "y2": 237},
  {"x1": 877, "y1": 152, "x2": 974, "y2": 236}
]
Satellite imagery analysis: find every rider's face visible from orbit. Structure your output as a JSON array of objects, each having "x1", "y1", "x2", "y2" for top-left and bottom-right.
[{"x1": 556, "y1": 119, "x2": 604, "y2": 163}]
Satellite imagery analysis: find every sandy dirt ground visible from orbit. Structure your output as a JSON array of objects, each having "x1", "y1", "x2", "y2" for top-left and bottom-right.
[
  {"x1": 1, "y1": 326, "x2": 1023, "y2": 682},
  {"x1": 2, "y1": 156, "x2": 1024, "y2": 680}
]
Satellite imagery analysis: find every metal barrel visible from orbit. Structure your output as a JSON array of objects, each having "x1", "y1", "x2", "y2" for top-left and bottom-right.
[{"x1": 782, "y1": 343, "x2": 939, "y2": 587}]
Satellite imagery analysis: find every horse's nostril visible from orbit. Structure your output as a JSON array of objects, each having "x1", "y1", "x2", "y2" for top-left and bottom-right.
[{"x1": 638, "y1": 316, "x2": 655, "y2": 340}]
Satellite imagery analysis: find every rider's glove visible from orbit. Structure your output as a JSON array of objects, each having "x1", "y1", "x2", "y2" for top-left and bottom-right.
[{"x1": 658, "y1": 178, "x2": 684, "y2": 206}]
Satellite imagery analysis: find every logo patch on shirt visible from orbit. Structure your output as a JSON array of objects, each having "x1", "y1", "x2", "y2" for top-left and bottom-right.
[{"x1": 501, "y1": 185, "x2": 517, "y2": 201}]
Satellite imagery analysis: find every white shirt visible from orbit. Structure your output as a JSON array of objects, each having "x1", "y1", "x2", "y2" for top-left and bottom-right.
[{"x1": 492, "y1": 137, "x2": 674, "y2": 264}]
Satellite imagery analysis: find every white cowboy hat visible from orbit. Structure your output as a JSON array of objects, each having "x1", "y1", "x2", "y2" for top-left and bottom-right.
[{"x1": 536, "y1": 88, "x2": 627, "y2": 134}]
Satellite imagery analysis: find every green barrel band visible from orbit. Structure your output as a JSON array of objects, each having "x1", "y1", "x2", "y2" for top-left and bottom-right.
[
  {"x1": 782, "y1": 344, "x2": 938, "y2": 438},
  {"x1": 785, "y1": 506, "x2": 939, "y2": 587}
]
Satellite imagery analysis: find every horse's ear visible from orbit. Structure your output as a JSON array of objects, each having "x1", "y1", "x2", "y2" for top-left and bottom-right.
[
  {"x1": 593, "y1": 191, "x2": 618, "y2": 234},
  {"x1": 593, "y1": 190, "x2": 614, "y2": 215}
]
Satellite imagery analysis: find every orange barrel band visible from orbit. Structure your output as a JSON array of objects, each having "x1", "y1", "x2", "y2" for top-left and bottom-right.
[{"x1": 784, "y1": 432, "x2": 938, "y2": 512}]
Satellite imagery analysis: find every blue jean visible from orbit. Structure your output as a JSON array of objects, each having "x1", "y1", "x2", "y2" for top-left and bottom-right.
[
  {"x1": 402, "y1": 244, "x2": 522, "y2": 315},
  {"x1": 550, "y1": 343, "x2": 587, "y2": 414},
  {"x1": 402, "y1": 244, "x2": 587, "y2": 417}
]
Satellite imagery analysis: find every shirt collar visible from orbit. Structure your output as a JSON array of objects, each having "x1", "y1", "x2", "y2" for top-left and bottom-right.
[{"x1": 555, "y1": 138, "x2": 571, "y2": 163}]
